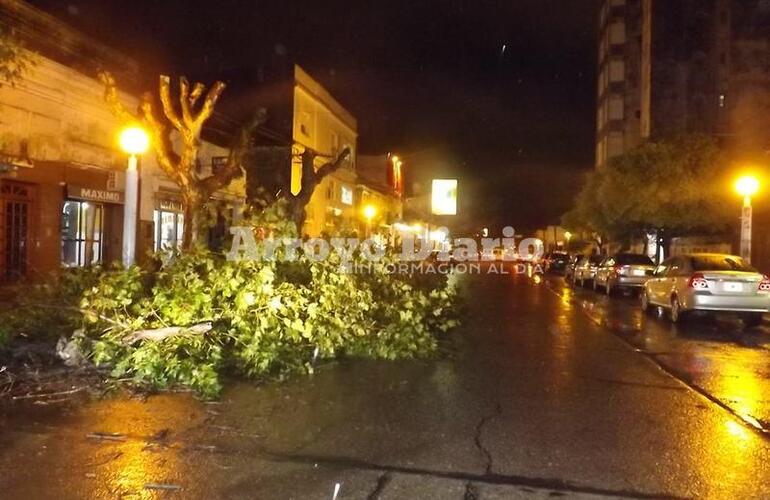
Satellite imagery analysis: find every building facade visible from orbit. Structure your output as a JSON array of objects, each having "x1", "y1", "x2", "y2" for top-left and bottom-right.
[
  {"x1": 595, "y1": 0, "x2": 770, "y2": 169},
  {"x1": 0, "y1": 0, "x2": 244, "y2": 281},
  {"x1": 357, "y1": 154, "x2": 403, "y2": 242}
]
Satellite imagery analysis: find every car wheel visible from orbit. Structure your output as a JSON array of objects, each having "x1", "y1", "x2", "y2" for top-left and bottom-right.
[
  {"x1": 641, "y1": 290, "x2": 651, "y2": 313},
  {"x1": 743, "y1": 313, "x2": 764, "y2": 330},
  {"x1": 670, "y1": 296, "x2": 686, "y2": 324}
]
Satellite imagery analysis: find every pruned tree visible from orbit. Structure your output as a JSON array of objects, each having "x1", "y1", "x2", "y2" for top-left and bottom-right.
[
  {"x1": 247, "y1": 145, "x2": 351, "y2": 230},
  {"x1": 99, "y1": 72, "x2": 266, "y2": 249}
]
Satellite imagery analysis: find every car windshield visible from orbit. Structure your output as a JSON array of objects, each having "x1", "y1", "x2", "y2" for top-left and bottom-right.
[
  {"x1": 691, "y1": 255, "x2": 756, "y2": 272},
  {"x1": 616, "y1": 254, "x2": 654, "y2": 266}
]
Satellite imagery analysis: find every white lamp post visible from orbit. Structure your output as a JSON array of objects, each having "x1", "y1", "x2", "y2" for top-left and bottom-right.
[
  {"x1": 119, "y1": 126, "x2": 150, "y2": 267},
  {"x1": 735, "y1": 175, "x2": 760, "y2": 264},
  {"x1": 363, "y1": 204, "x2": 376, "y2": 239}
]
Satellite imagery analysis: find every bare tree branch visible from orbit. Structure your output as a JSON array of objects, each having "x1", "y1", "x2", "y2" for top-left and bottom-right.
[
  {"x1": 97, "y1": 72, "x2": 138, "y2": 124},
  {"x1": 188, "y1": 82, "x2": 205, "y2": 108},
  {"x1": 194, "y1": 81, "x2": 226, "y2": 129},
  {"x1": 100, "y1": 71, "x2": 256, "y2": 249},
  {"x1": 159, "y1": 75, "x2": 185, "y2": 132},
  {"x1": 199, "y1": 109, "x2": 266, "y2": 194}
]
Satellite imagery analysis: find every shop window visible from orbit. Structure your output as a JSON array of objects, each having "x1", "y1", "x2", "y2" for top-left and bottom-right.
[
  {"x1": 341, "y1": 185, "x2": 353, "y2": 205},
  {"x1": 61, "y1": 200, "x2": 104, "y2": 267},
  {"x1": 153, "y1": 209, "x2": 184, "y2": 251}
]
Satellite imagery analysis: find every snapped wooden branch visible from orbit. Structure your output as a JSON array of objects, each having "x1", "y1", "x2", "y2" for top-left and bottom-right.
[{"x1": 121, "y1": 322, "x2": 213, "y2": 345}]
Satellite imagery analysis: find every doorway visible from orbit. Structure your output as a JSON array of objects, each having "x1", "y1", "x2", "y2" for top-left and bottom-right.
[{"x1": 0, "y1": 181, "x2": 34, "y2": 281}]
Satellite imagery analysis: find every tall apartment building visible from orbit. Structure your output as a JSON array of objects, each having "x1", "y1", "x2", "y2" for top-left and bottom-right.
[
  {"x1": 595, "y1": 0, "x2": 770, "y2": 169},
  {"x1": 596, "y1": 0, "x2": 645, "y2": 169}
]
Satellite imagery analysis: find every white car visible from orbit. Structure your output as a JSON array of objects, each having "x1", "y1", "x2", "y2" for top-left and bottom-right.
[{"x1": 641, "y1": 253, "x2": 770, "y2": 328}]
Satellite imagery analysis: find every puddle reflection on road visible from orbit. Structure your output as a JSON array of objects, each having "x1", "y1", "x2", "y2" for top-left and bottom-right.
[{"x1": 547, "y1": 276, "x2": 770, "y2": 431}]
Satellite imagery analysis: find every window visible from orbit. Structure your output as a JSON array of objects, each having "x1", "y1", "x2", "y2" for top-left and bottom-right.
[
  {"x1": 331, "y1": 132, "x2": 340, "y2": 155},
  {"x1": 153, "y1": 209, "x2": 184, "y2": 251},
  {"x1": 61, "y1": 200, "x2": 104, "y2": 267},
  {"x1": 609, "y1": 60, "x2": 625, "y2": 82},
  {"x1": 616, "y1": 254, "x2": 654, "y2": 265},
  {"x1": 666, "y1": 258, "x2": 683, "y2": 277},
  {"x1": 341, "y1": 185, "x2": 353, "y2": 205},
  {"x1": 691, "y1": 255, "x2": 755, "y2": 272}
]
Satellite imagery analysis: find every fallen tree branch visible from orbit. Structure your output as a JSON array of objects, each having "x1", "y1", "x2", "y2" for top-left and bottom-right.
[
  {"x1": 12, "y1": 385, "x2": 87, "y2": 400},
  {"x1": 121, "y1": 322, "x2": 212, "y2": 345}
]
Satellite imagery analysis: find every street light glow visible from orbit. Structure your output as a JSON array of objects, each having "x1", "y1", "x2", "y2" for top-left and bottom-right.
[
  {"x1": 119, "y1": 126, "x2": 150, "y2": 155},
  {"x1": 735, "y1": 175, "x2": 760, "y2": 198},
  {"x1": 363, "y1": 204, "x2": 376, "y2": 220}
]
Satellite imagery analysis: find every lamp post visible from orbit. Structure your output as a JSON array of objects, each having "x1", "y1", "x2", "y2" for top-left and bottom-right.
[
  {"x1": 363, "y1": 204, "x2": 376, "y2": 239},
  {"x1": 564, "y1": 231, "x2": 572, "y2": 250},
  {"x1": 735, "y1": 175, "x2": 760, "y2": 263},
  {"x1": 119, "y1": 126, "x2": 150, "y2": 267}
]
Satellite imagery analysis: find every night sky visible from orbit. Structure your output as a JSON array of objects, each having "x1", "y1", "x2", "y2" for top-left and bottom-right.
[{"x1": 31, "y1": 0, "x2": 599, "y2": 232}]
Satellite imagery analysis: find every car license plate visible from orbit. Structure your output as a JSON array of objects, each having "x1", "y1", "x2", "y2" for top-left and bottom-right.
[
  {"x1": 724, "y1": 282, "x2": 742, "y2": 292},
  {"x1": 632, "y1": 269, "x2": 646, "y2": 277}
]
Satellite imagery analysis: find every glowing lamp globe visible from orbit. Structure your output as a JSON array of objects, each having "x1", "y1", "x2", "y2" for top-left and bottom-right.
[
  {"x1": 363, "y1": 205, "x2": 376, "y2": 220},
  {"x1": 119, "y1": 126, "x2": 150, "y2": 155},
  {"x1": 735, "y1": 175, "x2": 760, "y2": 198}
]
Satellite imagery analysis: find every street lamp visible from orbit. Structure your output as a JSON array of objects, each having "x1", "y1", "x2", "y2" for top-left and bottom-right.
[
  {"x1": 363, "y1": 204, "x2": 376, "y2": 238},
  {"x1": 119, "y1": 126, "x2": 150, "y2": 267},
  {"x1": 735, "y1": 175, "x2": 760, "y2": 263},
  {"x1": 564, "y1": 231, "x2": 572, "y2": 249}
]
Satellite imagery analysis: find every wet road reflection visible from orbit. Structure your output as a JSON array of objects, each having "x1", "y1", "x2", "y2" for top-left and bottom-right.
[
  {"x1": 3, "y1": 269, "x2": 770, "y2": 498},
  {"x1": 547, "y1": 275, "x2": 770, "y2": 431}
]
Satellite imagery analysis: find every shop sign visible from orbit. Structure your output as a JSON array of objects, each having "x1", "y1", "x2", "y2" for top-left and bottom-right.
[
  {"x1": 67, "y1": 185, "x2": 124, "y2": 204},
  {"x1": 158, "y1": 199, "x2": 184, "y2": 212}
]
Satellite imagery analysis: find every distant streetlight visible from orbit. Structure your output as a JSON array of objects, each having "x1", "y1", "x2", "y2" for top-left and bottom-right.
[
  {"x1": 363, "y1": 204, "x2": 376, "y2": 238},
  {"x1": 119, "y1": 126, "x2": 150, "y2": 267},
  {"x1": 565, "y1": 231, "x2": 573, "y2": 248},
  {"x1": 735, "y1": 175, "x2": 760, "y2": 263}
]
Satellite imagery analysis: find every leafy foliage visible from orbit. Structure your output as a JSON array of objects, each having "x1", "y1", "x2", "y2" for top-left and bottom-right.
[
  {"x1": 73, "y1": 249, "x2": 458, "y2": 398},
  {"x1": 563, "y1": 135, "x2": 732, "y2": 243},
  {"x1": 0, "y1": 268, "x2": 102, "y2": 347}
]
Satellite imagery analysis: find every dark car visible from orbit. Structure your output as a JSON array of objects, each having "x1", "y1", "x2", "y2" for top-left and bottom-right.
[
  {"x1": 565, "y1": 254, "x2": 580, "y2": 281},
  {"x1": 543, "y1": 251, "x2": 571, "y2": 274}
]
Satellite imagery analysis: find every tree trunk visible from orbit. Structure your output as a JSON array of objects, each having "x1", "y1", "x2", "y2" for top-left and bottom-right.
[{"x1": 182, "y1": 189, "x2": 205, "y2": 249}]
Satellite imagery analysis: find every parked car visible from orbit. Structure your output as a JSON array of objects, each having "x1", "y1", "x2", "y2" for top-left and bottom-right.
[
  {"x1": 641, "y1": 253, "x2": 770, "y2": 328},
  {"x1": 594, "y1": 253, "x2": 655, "y2": 296},
  {"x1": 572, "y1": 254, "x2": 604, "y2": 287},
  {"x1": 543, "y1": 251, "x2": 571, "y2": 274},
  {"x1": 565, "y1": 254, "x2": 580, "y2": 281}
]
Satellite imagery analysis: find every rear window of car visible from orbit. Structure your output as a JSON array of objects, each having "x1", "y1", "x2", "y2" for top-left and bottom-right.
[
  {"x1": 691, "y1": 255, "x2": 755, "y2": 272},
  {"x1": 616, "y1": 254, "x2": 654, "y2": 266},
  {"x1": 589, "y1": 255, "x2": 604, "y2": 264},
  {"x1": 552, "y1": 253, "x2": 569, "y2": 260}
]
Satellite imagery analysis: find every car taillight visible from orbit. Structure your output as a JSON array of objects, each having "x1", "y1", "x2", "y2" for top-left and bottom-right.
[
  {"x1": 613, "y1": 265, "x2": 626, "y2": 276},
  {"x1": 759, "y1": 275, "x2": 770, "y2": 292},
  {"x1": 688, "y1": 273, "x2": 709, "y2": 290}
]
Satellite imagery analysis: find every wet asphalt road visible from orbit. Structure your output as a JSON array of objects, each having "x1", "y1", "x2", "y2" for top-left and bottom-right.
[{"x1": 2, "y1": 266, "x2": 770, "y2": 499}]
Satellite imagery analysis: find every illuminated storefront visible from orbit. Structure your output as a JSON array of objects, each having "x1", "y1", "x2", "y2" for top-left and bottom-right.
[
  {"x1": 153, "y1": 197, "x2": 184, "y2": 251},
  {"x1": 61, "y1": 185, "x2": 124, "y2": 268}
]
